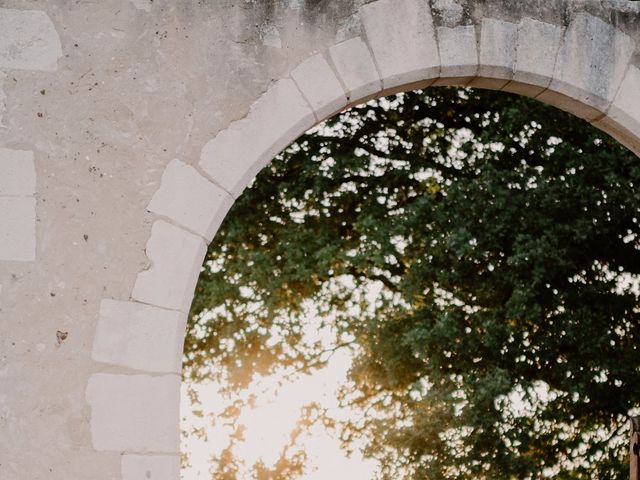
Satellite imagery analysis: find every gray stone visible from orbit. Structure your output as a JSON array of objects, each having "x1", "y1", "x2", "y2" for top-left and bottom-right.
[
  {"x1": 360, "y1": 0, "x2": 440, "y2": 91},
  {"x1": 86, "y1": 374, "x2": 180, "y2": 453},
  {"x1": 329, "y1": 37, "x2": 382, "y2": 104},
  {"x1": 92, "y1": 300, "x2": 186, "y2": 373},
  {"x1": 546, "y1": 12, "x2": 635, "y2": 115},
  {"x1": 0, "y1": 9, "x2": 62, "y2": 71},
  {"x1": 131, "y1": 220, "x2": 207, "y2": 313},
  {"x1": 147, "y1": 159, "x2": 233, "y2": 241},
  {"x1": 0, "y1": 196, "x2": 36, "y2": 261}
]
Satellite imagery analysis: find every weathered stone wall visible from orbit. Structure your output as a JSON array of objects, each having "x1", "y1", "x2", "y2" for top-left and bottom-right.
[{"x1": 0, "y1": 1, "x2": 639, "y2": 478}]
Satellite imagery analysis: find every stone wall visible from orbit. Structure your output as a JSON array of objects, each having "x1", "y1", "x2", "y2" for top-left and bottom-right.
[{"x1": 0, "y1": 1, "x2": 639, "y2": 478}]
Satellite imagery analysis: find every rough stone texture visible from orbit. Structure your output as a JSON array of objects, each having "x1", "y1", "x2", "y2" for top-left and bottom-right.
[
  {"x1": 361, "y1": 0, "x2": 440, "y2": 91},
  {"x1": 92, "y1": 299, "x2": 186, "y2": 374},
  {"x1": 0, "y1": 8, "x2": 62, "y2": 71},
  {"x1": 147, "y1": 159, "x2": 233, "y2": 241},
  {"x1": 86, "y1": 373, "x2": 180, "y2": 453},
  {"x1": 200, "y1": 79, "x2": 315, "y2": 197},
  {"x1": 122, "y1": 455, "x2": 181, "y2": 480},
  {"x1": 540, "y1": 12, "x2": 636, "y2": 120},
  {"x1": 291, "y1": 54, "x2": 348, "y2": 121},
  {"x1": 594, "y1": 65, "x2": 640, "y2": 156},
  {"x1": 505, "y1": 18, "x2": 564, "y2": 98},
  {"x1": 329, "y1": 37, "x2": 382, "y2": 104},
  {"x1": 432, "y1": 0, "x2": 465, "y2": 27},
  {"x1": 1, "y1": 2, "x2": 639, "y2": 479},
  {"x1": 132, "y1": 220, "x2": 207, "y2": 313},
  {"x1": 471, "y1": 18, "x2": 518, "y2": 90},
  {"x1": 434, "y1": 25, "x2": 478, "y2": 86}
]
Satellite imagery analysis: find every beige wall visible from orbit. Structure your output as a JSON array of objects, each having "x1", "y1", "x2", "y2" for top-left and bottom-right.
[{"x1": 1, "y1": 1, "x2": 639, "y2": 478}]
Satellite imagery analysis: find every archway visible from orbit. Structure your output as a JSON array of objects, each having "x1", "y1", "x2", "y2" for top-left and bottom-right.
[
  {"x1": 2, "y1": 1, "x2": 638, "y2": 478},
  {"x1": 87, "y1": 4, "x2": 640, "y2": 477}
]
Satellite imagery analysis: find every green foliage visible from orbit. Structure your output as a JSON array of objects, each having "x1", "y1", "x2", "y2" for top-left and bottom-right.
[{"x1": 185, "y1": 87, "x2": 640, "y2": 479}]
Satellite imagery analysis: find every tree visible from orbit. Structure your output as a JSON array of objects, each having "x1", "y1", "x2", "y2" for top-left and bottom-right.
[{"x1": 184, "y1": 87, "x2": 640, "y2": 479}]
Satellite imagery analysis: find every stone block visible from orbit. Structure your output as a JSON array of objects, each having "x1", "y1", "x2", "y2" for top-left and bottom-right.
[
  {"x1": 504, "y1": 18, "x2": 563, "y2": 97},
  {"x1": 131, "y1": 220, "x2": 207, "y2": 313},
  {"x1": 0, "y1": 148, "x2": 36, "y2": 195},
  {"x1": 200, "y1": 79, "x2": 315, "y2": 197},
  {"x1": 434, "y1": 25, "x2": 478, "y2": 86},
  {"x1": 608, "y1": 65, "x2": 640, "y2": 135},
  {"x1": 593, "y1": 65, "x2": 640, "y2": 156},
  {"x1": 92, "y1": 299, "x2": 187, "y2": 374},
  {"x1": 329, "y1": 37, "x2": 382, "y2": 105},
  {"x1": 0, "y1": 8, "x2": 62, "y2": 71},
  {"x1": 471, "y1": 18, "x2": 518, "y2": 90},
  {"x1": 122, "y1": 455, "x2": 180, "y2": 480},
  {"x1": 594, "y1": 117, "x2": 640, "y2": 158},
  {"x1": 86, "y1": 374, "x2": 180, "y2": 453},
  {"x1": 537, "y1": 89, "x2": 603, "y2": 121},
  {"x1": 291, "y1": 53, "x2": 348, "y2": 121},
  {"x1": 0, "y1": 196, "x2": 36, "y2": 262},
  {"x1": 360, "y1": 0, "x2": 439, "y2": 91},
  {"x1": 147, "y1": 159, "x2": 233, "y2": 241},
  {"x1": 545, "y1": 12, "x2": 635, "y2": 117}
]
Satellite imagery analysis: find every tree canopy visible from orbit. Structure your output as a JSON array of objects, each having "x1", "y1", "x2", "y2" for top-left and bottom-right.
[{"x1": 184, "y1": 87, "x2": 640, "y2": 479}]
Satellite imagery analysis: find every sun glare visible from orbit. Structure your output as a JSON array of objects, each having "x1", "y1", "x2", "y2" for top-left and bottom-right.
[{"x1": 181, "y1": 347, "x2": 377, "y2": 479}]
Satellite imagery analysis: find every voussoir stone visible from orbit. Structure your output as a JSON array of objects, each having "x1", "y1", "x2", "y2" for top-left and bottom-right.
[
  {"x1": 360, "y1": 0, "x2": 440, "y2": 92},
  {"x1": 147, "y1": 159, "x2": 233, "y2": 241},
  {"x1": 131, "y1": 220, "x2": 207, "y2": 313},
  {"x1": 594, "y1": 65, "x2": 640, "y2": 155},
  {"x1": 200, "y1": 79, "x2": 315, "y2": 197},
  {"x1": 434, "y1": 25, "x2": 478, "y2": 86},
  {"x1": 471, "y1": 18, "x2": 518, "y2": 90},
  {"x1": 329, "y1": 37, "x2": 382, "y2": 105},
  {"x1": 92, "y1": 299, "x2": 187, "y2": 373},
  {"x1": 541, "y1": 12, "x2": 635, "y2": 119},
  {"x1": 504, "y1": 18, "x2": 564, "y2": 98},
  {"x1": 86, "y1": 373, "x2": 180, "y2": 453},
  {"x1": 291, "y1": 53, "x2": 348, "y2": 121}
]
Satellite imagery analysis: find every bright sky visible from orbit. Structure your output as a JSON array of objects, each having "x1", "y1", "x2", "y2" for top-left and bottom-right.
[{"x1": 181, "y1": 347, "x2": 378, "y2": 479}]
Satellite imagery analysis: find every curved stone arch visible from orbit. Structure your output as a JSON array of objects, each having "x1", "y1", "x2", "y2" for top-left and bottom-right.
[{"x1": 82, "y1": 1, "x2": 640, "y2": 477}]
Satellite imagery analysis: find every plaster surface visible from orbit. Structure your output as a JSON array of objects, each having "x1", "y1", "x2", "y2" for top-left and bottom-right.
[{"x1": 0, "y1": 1, "x2": 638, "y2": 478}]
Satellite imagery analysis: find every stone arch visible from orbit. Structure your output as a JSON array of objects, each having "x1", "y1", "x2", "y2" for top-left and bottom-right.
[
  {"x1": 2, "y1": 1, "x2": 639, "y2": 479},
  {"x1": 87, "y1": 3, "x2": 640, "y2": 476}
]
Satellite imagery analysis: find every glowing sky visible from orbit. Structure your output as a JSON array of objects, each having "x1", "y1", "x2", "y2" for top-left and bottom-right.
[{"x1": 181, "y1": 347, "x2": 377, "y2": 479}]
